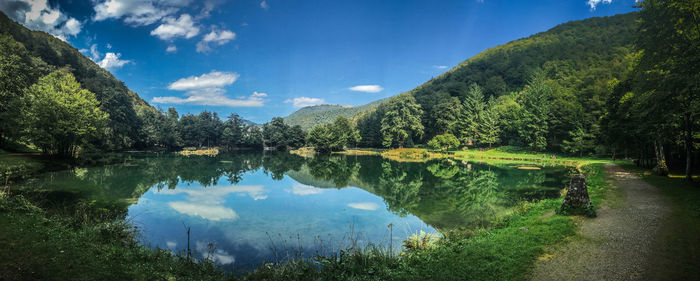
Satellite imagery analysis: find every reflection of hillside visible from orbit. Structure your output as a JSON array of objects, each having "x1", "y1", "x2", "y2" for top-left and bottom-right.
[{"x1": 285, "y1": 156, "x2": 567, "y2": 232}]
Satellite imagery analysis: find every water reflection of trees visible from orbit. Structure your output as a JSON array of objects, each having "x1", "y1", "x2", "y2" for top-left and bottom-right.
[
  {"x1": 289, "y1": 156, "x2": 566, "y2": 232},
  {"x1": 24, "y1": 152, "x2": 566, "y2": 233}
]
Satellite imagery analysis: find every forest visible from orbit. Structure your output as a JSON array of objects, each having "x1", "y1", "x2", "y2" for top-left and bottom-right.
[{"x1": 1, "y1": 1, "x2": 698, "y2": 178}]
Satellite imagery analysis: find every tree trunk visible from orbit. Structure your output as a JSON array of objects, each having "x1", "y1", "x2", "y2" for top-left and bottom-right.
[
  {"x1": 685, "y1": 112, "x2": 693, "y2": 181},
  {"x1": 653, "y1": 139, "x2": 669, "y2": 176}
]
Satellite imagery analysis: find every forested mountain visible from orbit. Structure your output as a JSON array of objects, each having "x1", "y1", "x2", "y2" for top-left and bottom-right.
[
  {"x1": 0, "y1": 11, "x2": 156, "y2": 150},
  {"x1": 348, "y1": 12, "x2": 638, "y2": 151},
  {"x1": 284, "y1": 99, "x2": 387, "y2": 131},
  {"x1": 289, "y1": 13, "x2": 638, "y2": 152}
]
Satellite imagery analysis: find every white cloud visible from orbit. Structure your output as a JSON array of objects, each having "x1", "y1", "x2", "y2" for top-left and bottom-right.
[
  {"x1": 284, "y1": 97, "x2": 325, "y2": 108},
  {"x1": 196, "y1": 28, "x2": 236, "y2": 53},
  {"x1": 166, "y1": 45, "x2": 177, "y2": 53},
  {"x1": 152, "y1": 90, "x2": 265, "y2": 107},
  {"x1": 168, "y1": 71, "x2": 239, "y2": 90},
  {"x1": 97, "y1": 52, "x2": 132, "y2": 70},
  {"x1": 92, "y1": 0, "x2": 185, "y2": 26},
  {"x1": 154, "y1": 71, "x2": 266, "y2": 107},
  {"x1": 260, "y1": 0, "x2": 269, "y2": 10},
  {"x1": 347, "y1": 202, "x2": 379, "y2": 211},
  {"x1": 169, "y1": 202, "x2": 238, "y2": 221},
  {"x1": 587, "y1": 0, "x2": 612, "y2": 10},
  {"x1": 349, "y1": 85, "x2": 384, "y2": 93},
  {"x1": 89, "y1": 44, "x2": 101, "y2": 60},
  {"x1": 0, "y1": 0, "x2": 82, "y2": 40},
  {"x1": 433, "y1": 65, "x2": 448, "y2": 69},
  {"x1": 285, "y1": 184, "x2": 322, "y2": 195},
  {"x1": 150, "y1": 14, "x2": 199, "y2": 40}
]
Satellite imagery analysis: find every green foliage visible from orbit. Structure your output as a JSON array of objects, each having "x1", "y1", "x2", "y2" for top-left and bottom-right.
[
  {"x1": 427, "y1": 134, "x2": 460, "y2": 151},
  {"x1": 263, "y1": 117, "x2": 306, "y2": 150},
  {"x1": 0, "y1": 34, "x2": 33, "y2": 146},
  {"x1": 597, "y1": 1, "x2": 700, "y2": 178},
  {"x1": 307, "y1": 116, "x2": 361, "y2": 153},
  {"x1": 0, "y1": 12, "x2": 152, "y2": 151},
  {"x1": 24, "y1": 70, "x2": 108, "y2": 158},
  {"x1": 380, "y1": 94, "x2": 424, "y2": 148},
  {"x1": 479, "y1": 98, "x2": 501, "y2": 147},
  {"x1": 517, "y1": 71, "x2": 553, "y2": 151},
  {"x1": 556, "y1": 201, "x2": 596, "y2": 217},
  {"x1": 402, "y1": 230, "x2": 440, "y2": 252},
  {"x1": 561, "y1": 127, "x2": 595, "y2": 157}
]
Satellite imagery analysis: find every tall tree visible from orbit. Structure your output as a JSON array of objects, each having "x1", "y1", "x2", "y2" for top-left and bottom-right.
[
  {"x1": 517, "y1": 71, "x2": 553, "y2": 151},
  {"x1": 456, "y1": 83, "x2": 487, "y2": 146},
  {"x1": 24, "y1": 70, "x2": 108, "y2": 158},
  {"x1": 221, "y1": 114, "x2": 246, "y2": 150},
  {"x1": 380, "y1": 94, "x2": 424, "y2": 148},
  {"x1": 637, "y1": 0, "x2": 700, "y2": 180},
  {"x1": 479, "y1": 98, "x2": 501, "y2": 148}
]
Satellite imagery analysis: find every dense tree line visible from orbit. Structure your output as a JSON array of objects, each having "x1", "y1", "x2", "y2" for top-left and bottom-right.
[{"x1": 603, "y1": 0, "x2": 700, "y2": 179}]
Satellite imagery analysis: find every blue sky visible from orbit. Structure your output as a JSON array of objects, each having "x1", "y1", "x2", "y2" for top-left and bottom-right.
[{"x1": 1, "y1": 0, "x2": 638, "y2": 123}]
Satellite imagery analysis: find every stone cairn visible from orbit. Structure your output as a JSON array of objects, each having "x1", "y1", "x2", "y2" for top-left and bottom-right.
[{"x1": 559, "y1": 173, "x2": 596, "y2": 217}]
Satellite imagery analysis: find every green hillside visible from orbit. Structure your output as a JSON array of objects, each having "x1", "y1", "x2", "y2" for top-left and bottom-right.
[
  {"x1": 282, "y1": 13, "x2": 637, "y2": 148},
  {"x1": 0, "y1": 11, "x2": 155, "y2": 150},
  {"x1": 353, "y1": 12, "x2": 638, "y2": 149},
  {"x1": 284, "y1": 98, "x2": 387, "y2": 131}
]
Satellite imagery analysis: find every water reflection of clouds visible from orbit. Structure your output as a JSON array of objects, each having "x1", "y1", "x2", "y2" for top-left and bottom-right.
[
  {"x1": 169, "y1": 201, "x2": 239, "y2": 221},
  {"x1": 156, "y1": 185, "x2": 268, "y2": 201},
  {"x1": 286, "y1": 183, "x2": 323, "y2": 195},
  {"x1": 196, "y1": 241, "x2": 235, "y2": 265},
  {"x1": 347, "y1": 202, "x2": 379, "y2": 211},
  {"x1": 156, "y1": 185, "x2": 267, "y2": 221}
]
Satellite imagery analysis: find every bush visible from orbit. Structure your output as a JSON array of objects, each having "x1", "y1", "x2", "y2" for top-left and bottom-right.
[{"x1": 427, "y1": 134, "x2": 460, "y2": 151}]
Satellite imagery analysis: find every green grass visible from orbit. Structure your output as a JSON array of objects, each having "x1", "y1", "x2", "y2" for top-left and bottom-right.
[
  {"x1": 454, "y1": 146, "x2": 611, "y2": 168},
  {"x1": 0, "y1": 192, "x2": 229, "y2": 281}
]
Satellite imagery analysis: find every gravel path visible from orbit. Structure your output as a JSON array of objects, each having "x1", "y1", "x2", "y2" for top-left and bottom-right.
[{"x1": 529, "y1": 163, "x2": 673, "y2": 281}]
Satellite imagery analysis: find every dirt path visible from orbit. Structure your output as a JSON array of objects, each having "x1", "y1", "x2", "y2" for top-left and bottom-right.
[{"x1": 529, "y1": 163, "x2": 673, "y2": 281}]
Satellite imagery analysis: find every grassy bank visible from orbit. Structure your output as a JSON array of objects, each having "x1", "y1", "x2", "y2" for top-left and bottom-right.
[
  {"x1": 0, "y1": 191, "x2": 229, "y2": 280},
  {"x1": 296, "y1": 146, "x2": 611, "y2": 169}
]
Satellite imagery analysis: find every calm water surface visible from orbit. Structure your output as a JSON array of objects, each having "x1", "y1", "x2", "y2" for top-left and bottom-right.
[{"x1": 19, "y1": 152, "x2": 568, "y2": 271}]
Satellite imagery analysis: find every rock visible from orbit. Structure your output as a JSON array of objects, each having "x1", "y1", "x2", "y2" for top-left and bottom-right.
[{"x1": 559, "y1": 173, "x2": 596, "y2": 217}]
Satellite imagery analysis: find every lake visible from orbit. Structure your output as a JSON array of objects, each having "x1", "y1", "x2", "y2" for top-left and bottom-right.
[{"x1": 16, "y1": 152, "x2": 568, "y2": 272}]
